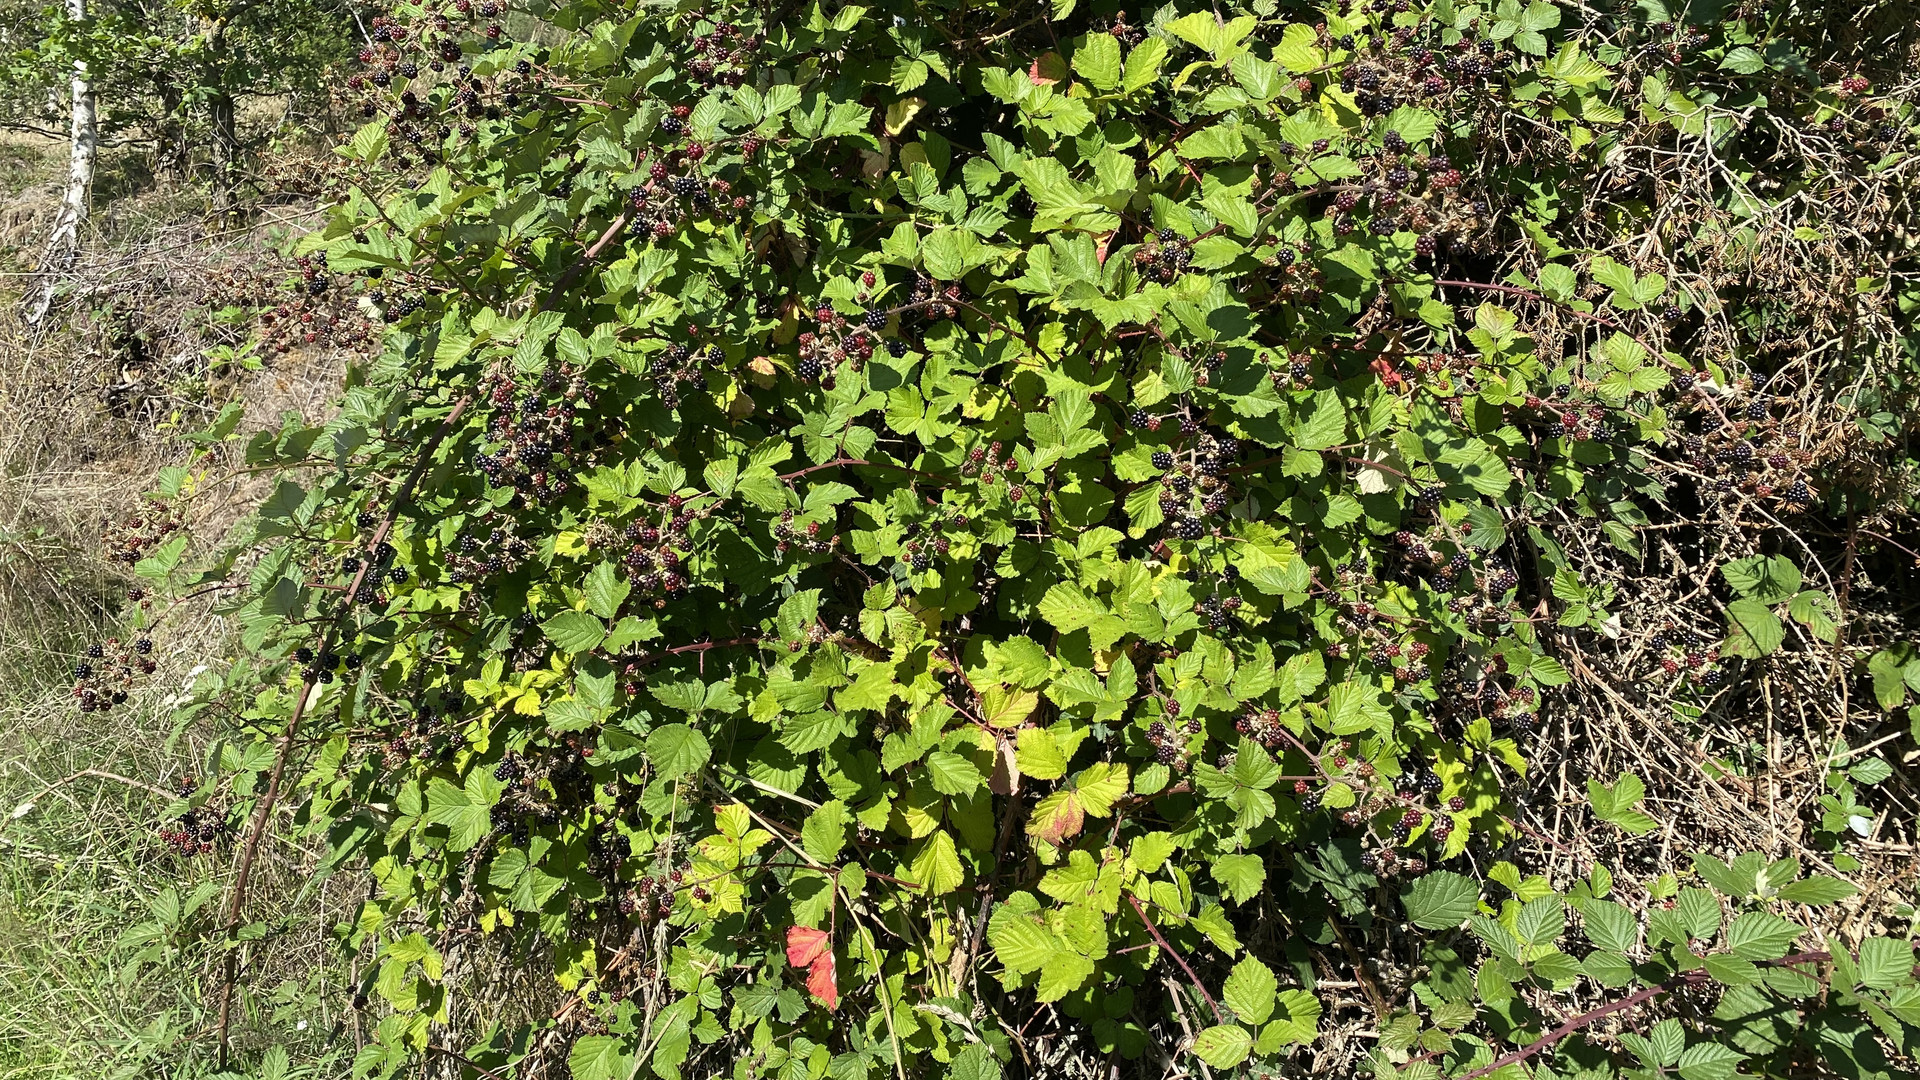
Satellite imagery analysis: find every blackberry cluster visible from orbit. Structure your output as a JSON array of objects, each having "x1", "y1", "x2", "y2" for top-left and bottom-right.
[
  {"x1": 772, "y1": 509, "x2": 836, "y2": 560},
  {"x1": 1132, "y1": 232, "x2": 1193, "y2": 283},
  {"x1": 670, "y1": 19, "x2": 763, "y2": 91},
  {"x1": 1145, "y1": 715, "x2": 1199, "y2": 768},
  {"x1": 901, "y1": 271, "x2": 967, "y2": 334},
  {"x1": 103, "y1": 498, "x2": 184, "y2": 567},
  {"x1": 899, "y1": 516, "x2": 967, "y2": 576},
  {"x1": 1196, "y1": 592, "x2": 1240, "y2": 631},
  {"x1": 1483, "y1": 564, "x2": 1518, "y2": 595},
  {"x1": 621, "y1": 499, "x2": 706, "y2": 601},
  {"x1": 447, "y1": 524, "x2": 536, "y2": 585},
  {"x1": 258, "y1": 252, "x2": 380, "y2": 357},
  {"x1": 73, "y1": 634, "x2": 152, "y2": 713},
  {"x1": 960, "y1": 441, "x2": 1020, "y2": 489},
  {"x1": 1234, "y1": 706, "x2": 1288, "y2": 750},
  {"x1": 473, "y1": 365, "x2": 592, "y2": 502},
  {"x1": 616, "y1": 874, "x2": 678, "y2": 924},
  {"x1": 157, "y1": 789, "x2": 227, "y2": 857}
]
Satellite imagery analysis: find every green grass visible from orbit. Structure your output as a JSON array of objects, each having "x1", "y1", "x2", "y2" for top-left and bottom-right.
[{"x1": 0, "y1": 617, "x2": 364, "y2": 1080}]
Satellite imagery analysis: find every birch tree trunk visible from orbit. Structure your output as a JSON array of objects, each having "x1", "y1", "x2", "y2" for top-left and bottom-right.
[
  {"x1": 22, "y1": 0, "x2": 97, "y2": 328},
  {"x1": 202, "y1": 11, "x2": 240, "y2": 215}
]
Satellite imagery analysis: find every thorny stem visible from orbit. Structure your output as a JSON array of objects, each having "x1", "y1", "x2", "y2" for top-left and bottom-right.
[
  {"x1": 1127, "y1": 893, "x2": 1226, "y2": 1024},
  {"x1": 1458, "y1": 950, "x2": 1832, "y2": 1080},
  {"x1": 214, "y1": 395, "x2": 473, "y2": 1067}
]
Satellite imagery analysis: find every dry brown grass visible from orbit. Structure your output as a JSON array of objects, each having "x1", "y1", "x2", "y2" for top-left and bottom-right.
[{"x1": 0, "y1": 136, "x2": 377, "y2": 1079}]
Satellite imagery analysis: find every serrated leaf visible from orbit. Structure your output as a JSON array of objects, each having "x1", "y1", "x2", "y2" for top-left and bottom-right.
[
  {"x1": 542, "y1": 610, "x2": 607, "y2": 654},
  {"x1": 646, "y1": 723, "x2": 710, "y2": 780},
  {"x1": 1210, "y1": 853, "x2": 1266, "y2": 906},
  {"x1": 1072, "y1": 32, "x2": 1122, "y2": 90},
  {"x1": 1402, "y1": 871, "x2": 1479, "y2": 929},
  {"x1": 1191, "y1": 1025, "x2": 1253, "y2": 1069},
  {"x1": 1221, "y1": 958, "x2": 1277, "y2": 1024}
]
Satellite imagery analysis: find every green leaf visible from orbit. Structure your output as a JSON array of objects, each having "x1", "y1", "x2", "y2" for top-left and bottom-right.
[
  {"x1": 908, "y1": 830, "x2": 966, "y2": 895},
  {"x1": 1587, "y1": 773, "x2": 1659, "y2": 835},
  {"x1": 646, "y1": 723, "x2": 710, "y2": 780},
  {"x1": 1293, "y1": 392, "x2": 1347, "y2": 451},
  {"x1": 1723, "y1": 598, "x2": 1785, "y2": 658},
  {"x1": 801, "y1": 799, "x2": 849, "y2": 864},
  {"x1": 988, "y1": 898, "x2": 1060, "y2": 974},
  {"x1": 1727, "y1": 911, "x2": 1800, "y2": 961},
  {"x1": 1722, "y1": 555, "x2": 1801, "y2": 604},
  {"x1": 568, "y1": 1035, "x2": 632, "y2": 1080},
  {"x1": 1775, "y1": 876, "x2": 1857, "y2": 905},
  {"x1": 1580, "y1": 900, "x2": 1639, "y2": 954},
  {"x1": 1072, "y1": 33, "x2": 1122, "y2": 90},
  {"x1": 1856, "y1": 938, "x2": 1914, "y2": 990},
  {"x1": 1676, "y1": 1041, "x2": 1745, "y2": 1080},
  {"x1": 1015, "y1": 728, "x2": 1070, "y2": 780},
  {"x1": 927, "y1": 750, "x2": 985, "y2": 797},
  {"x1": 1402, "y1": 871, "x2": 1479, "y2": 929},
  {"x1": 582, "y1": 561, "x2": 630, "y2": 621},
  {"x1": 1122, "y1": 38, "x2": 1168, "y2": 94},
  {"x1": 1211, "y1": 853, "x2": 1266, "y2": 906},
  {"x1": 1221, "y1": 957, "x2": 1278, "y2": 1025},
  {"x1": 1191, "y1": 1025, "x2": 1253, "y2": 1069},
  {"x1": 542, "y1": 611, "x2": 607, "y2": 654}
]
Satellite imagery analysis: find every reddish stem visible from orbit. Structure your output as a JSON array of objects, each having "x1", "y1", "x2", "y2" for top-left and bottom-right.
[{"x1": 1127, "y1": 894, "x2": 1226, "y2": 1024}]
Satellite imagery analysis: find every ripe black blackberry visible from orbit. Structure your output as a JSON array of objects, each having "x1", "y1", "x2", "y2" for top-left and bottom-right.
[
  {"x1": 669, "y1": 175, "x2": 699, "y2": 198},
  {"x1": 1745, "y1": 398, "x2": 1768, "y2": 420},
  {"x1": 1786, "y1": 478, "x2": 1811, "y2": 503},
  {"x1": 1176, "y1": 516, "x2": 1204, "y2": 541},
  {"x1": 863, "y1": 308, "x2": 886, "y2": 330},
  {"x1": 1130, "y1": 409, "x2": 1152, "y2": 429},
  {"x1": 357, "y1": 510, "x2": 379, "y2": 529},
  {"x1": 135, "y1": 637, "x2": 152, "y2": 654},
  {"x1": 797, "y1": 356, "x2": 822, "y2": 381},
  {"x1": 1156, "y1": 227, "x2": 1178, "y2": 242},
  {"x1": 73, "y1": 661, "x2": 93, "y2": 679},
  {"x1": 1179, "y1": 415, "x2": 1200, "y2": 435},
  {"x1": 659, "y1": 115, "x2": 684, "y2": 135},
  {"x1": 1151, "y1": 451, "x2": 1173, "y2": 470},
  {"x1": 85, "y1": 642, "x2": 104, "y2": 658},
  {"x1": 910, "y1": 552, "x2": 931, "y2": 572},
  {"x1": 886, "y1": 339, "x2": 909, "y2": 358}
]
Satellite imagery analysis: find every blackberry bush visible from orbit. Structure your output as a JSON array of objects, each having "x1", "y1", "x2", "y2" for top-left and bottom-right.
[{"x1": 144, "y1": 2, "x2": 1920, "y2": 1079}]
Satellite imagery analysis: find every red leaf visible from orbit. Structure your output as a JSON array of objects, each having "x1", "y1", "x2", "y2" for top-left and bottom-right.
[
  {"x1": 1029, "y1": 51, "x2": 1068, "y2": 86},
  {"x1": 785, "y1": 925, "x2": 838, "y2": 1009},
  {"x1": 785, "y1": 924, "x2": 830, "y2": 969},
  {"x1": 806, "y1": 951, "x2": 839, "y2": 1010}
]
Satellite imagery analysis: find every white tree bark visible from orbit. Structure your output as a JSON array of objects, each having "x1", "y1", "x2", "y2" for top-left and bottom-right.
[{"x1": 22, "y1": 0, "x2": 97, "y2": 328}]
